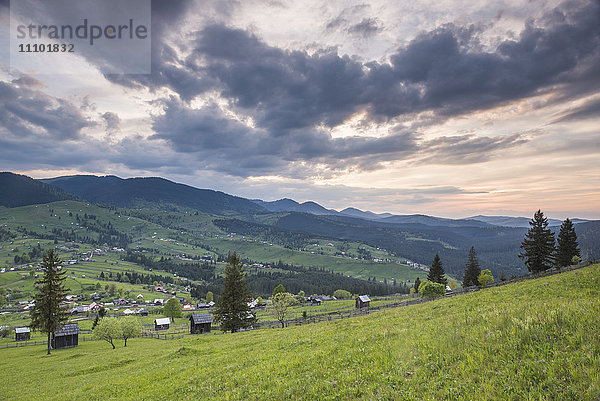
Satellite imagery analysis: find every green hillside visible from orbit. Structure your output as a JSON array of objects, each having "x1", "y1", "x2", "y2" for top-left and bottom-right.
[
  {"x1": 1, "y1": 264, "x2": 599, "y2": 400},
  {"x1": 0, "y1": 172, "x2": 78, "y2": 207}
]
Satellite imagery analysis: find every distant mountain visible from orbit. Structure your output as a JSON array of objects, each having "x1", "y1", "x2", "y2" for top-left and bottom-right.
[
  {"x1": 469, "y1": 215, "x2": 589, "y2": 227},
  {"x1": 0, "y1": 172, "x2": 79, "y2": 207},
  {"x1": 339, "y1": 207, "x2": 393, "y2": 220},
  {"x1": 253, "y1": 198, "x2": 337, "y2": 215},
  {"x1": 42, "y1": 175, "x2": 265, "y2": 216},
  {"x1": 380, "y1": 214, "x2": 491, "y2": 228}
]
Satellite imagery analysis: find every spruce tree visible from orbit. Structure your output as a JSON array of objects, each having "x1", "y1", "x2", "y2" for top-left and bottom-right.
[
  {"x1": 413, "y1": 277, "x2": 421, "y2": 293},
  {"x1": 30, "y1": 250, "x2": 69, "y2": 355},
  {"x1": 555, "y1": 218, "x2": 580, "y2": 269},
  {"x1": 427, "y1": 253, "x2": 447, "y2": 285},
  {"x1": 462, "y1": 246, "x2": 481, "y2": 287},
  {"x1": 214, "y1": 252, "x2": 255, "y2": 333},
  {"x1": 519, "y1": 210, "x2": 556, "y2": 273}
]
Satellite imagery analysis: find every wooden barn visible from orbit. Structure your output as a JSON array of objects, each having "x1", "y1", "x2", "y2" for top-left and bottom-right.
[
  {"x1": 15, "y1": 327, "x2": 30, "y2": 341},
  {"x1": 190, "y1": 314, "x2": 212, "y2": 334},
  {"x1": 355, "y1": 295, "x2": 371, "y2": 309},
  {"x1": 154, "y1": 317, "x2": 170, "y2": 331},
  {"x1": 51, "y1": 323, "x2": 80, "y2": 349}
]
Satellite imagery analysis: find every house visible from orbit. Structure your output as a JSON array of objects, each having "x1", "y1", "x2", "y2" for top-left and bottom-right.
[
  {"x1": 51, "y1": 323, "x2": 80, "y2": 349},
  {"x1": 70, "y1": 305, "x2": 89, "y2": 315},
  {"x1": 122, "y1": 309, "x2": 135, "y2": 315},
  {"x1": 15, "y1": 327, "x2": 30, "y2": 341},
  {"x1": 113, "y1": 298, "x2": 128, "y2": 306},
  {"x1": 182, "y1": 302, "x2": 194, "y2": 311},
  {"x1": 308, "y1": 296, "x2": 321, "y2": 305},
  {"x1": 154, "y1": 286, "x2": 163, "y2": 291},
  {"x1": 136, "y1": 294, "x2": 144, "y2": 299},
  {"x1": 197, "y1": 303, "x2": 210, "y2": 309},
  {"x1": 89, "y1": 302, "x2": 103, "y2": 311},
  {"x1": 154, "y1": 299, "x2": 164, "y2": 306},
  {"x1": 355, "y1": 295, "x2": 371, "y2": 309},
  {"x1": 139, "y1": 309, "x2": 149, "y2": 316},
  {"x1": 190, "y1": 314, "x2": 212, "y2": 334},
  {"x1": 154, "y1": 317, "x2": 170, "y2": 330}
]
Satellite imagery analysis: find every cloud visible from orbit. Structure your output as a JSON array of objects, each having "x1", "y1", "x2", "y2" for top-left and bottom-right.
[
  {"x1": 346, "y1": 18, "x2": 383, "y2": 38},
  {"x1": 416, "y1": 132, "x2": 531, "y2": 165},
  {"x1": 552, "y1": 97, "x2": 600, "y2": 123},
  {"x1": 128, "y1": 0, "x2": 599, "y2": 134},
  {"x1": 0, "y1": 78, "x2": 92, "y2": 141}
]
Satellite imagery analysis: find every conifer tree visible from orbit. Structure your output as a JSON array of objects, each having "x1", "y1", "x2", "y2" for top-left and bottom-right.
[
  {"x1": 555, "y1": 218, "x2": 580, "y2": 269},
  {"x1": 413, "y1": 277, "x2": 421, "y2": 293},
  {"x1": 427, "y1": 253, "x2": 447, "y2": 285},
  {"x1": 214, "y1": 252, "x2": 255, "y2": 333},
  {"x1": 30, "y1": 250, "x2": 69, "y2": 355},
  {"x1": 519, "y1": 210, "x2": 556, "y2": 273},
  {"x1": 462, "y1": 246, "x2": 481, "y2": 287}
]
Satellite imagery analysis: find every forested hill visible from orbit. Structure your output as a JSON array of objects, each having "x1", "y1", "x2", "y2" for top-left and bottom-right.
[
  {"x1": 0, "y1": 172, "x2": 79, "y2": 207},
  {"x1": 42, "y1": 175, "x2": 265, "y2": 216}
]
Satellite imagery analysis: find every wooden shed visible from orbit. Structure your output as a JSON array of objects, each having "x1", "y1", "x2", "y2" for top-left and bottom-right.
[
  {"x1": 51, "y1": 323, "x2": 80, "y2": 349},
  {"x1": 154, "y1": 317, "x2": 170, "y2": 331},
  {"x1": 355, "y1": 295, "x2": 371, "y2": 309},
  {"x1": 190, "y1": 314, "x2": 212, "y2": 334},
  {"x1": 15, "y1": 327, "x2": 30, "y2": 341}
]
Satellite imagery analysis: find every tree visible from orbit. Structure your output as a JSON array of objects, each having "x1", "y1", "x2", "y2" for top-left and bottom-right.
[
  {"x1": 413, "y1": 277, "x2": 421, "y2": 293},
  {"x1": 272, "y1": 284, "x2": 286, "y2": 296},
  {"x1": 333, "y1": 289, "x2": 352, "y2": 299},
  {"x1": 427, "y1": 254, "x2": 447, "y2": 285},
  {"x1": 270, "y1": 292, "x2": 296, "y2": 328},
  {"x1": 478, "y1": 269, "x2": 494, "y2": 287},
  {"x1": 120, "y1": 317, "x2": 141, "y2": 347},
  {"x1": 555, "y1": 218, "x2": 580, "y2": 269},
  {"x1": 214, "y1": 253, "x2": 255, "y2": 333},
  {"x1": 462, "y1": 246, "x2": 481, "y2": 287},
  {"x1": 29, "y1": 250, "x2": 69, "y2": 355},
  {"x1": 500, "y1": 271, "x2": 507, "y2": 281},
  {"x1": 93, "y1": 317, "x2": 121, "y2": 349},
  {"x1": 519, "y1": 210, "x2": 556, "y2": 273},
  {"x1": 418, "y1": 281, "x2": 445, "y2": 298},
  {"x1": 163, "y1": 298, "x2": 182, "y2": 322},
  {"x1": 205, "y1": 291, "x2": 214, "y2": 303}
]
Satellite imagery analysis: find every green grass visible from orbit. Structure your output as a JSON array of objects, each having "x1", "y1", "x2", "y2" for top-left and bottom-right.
[{"x1": 1, "y1": 264, "x2": 599, "y2": 400}]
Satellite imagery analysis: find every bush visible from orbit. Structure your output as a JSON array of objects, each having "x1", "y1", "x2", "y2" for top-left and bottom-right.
[
  {"x1": 333, "y1": 289, "x2": 352, "y2": 299},
  {"x1": 418, "y1": 281, "x2": 445, "y2": 298},
  {"x1": 478, "y1": 269, "x2": 494, "y2": 287}
]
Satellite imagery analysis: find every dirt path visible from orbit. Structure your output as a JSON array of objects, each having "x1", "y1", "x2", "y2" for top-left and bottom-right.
[{"x1": 0, "y1": 280, "x2": 24, "y2": 288}]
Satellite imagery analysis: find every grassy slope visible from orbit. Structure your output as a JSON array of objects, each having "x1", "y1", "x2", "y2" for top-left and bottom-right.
[{"x1": 1, "y1": 265, "x2": 599, "y2": 400}]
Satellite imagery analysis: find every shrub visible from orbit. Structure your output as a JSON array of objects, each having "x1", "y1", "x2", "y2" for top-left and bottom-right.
[
  {"x1": 478, "y1": 269, "x2": 494, "y2": 287},
  {"x1": 333, "y1": 289, "x2": 352, "y2": 299},
  {"x1": 418, "y1": 281, "x2": 445, "y2": 298}
]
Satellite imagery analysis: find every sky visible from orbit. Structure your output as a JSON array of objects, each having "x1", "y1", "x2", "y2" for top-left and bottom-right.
[{"x1": 0, "y1": 0, "x2": 599, "y2": 219}]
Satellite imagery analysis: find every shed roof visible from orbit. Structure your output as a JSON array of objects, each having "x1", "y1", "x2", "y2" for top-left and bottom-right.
[
  {"x1": 190, "y1": 314, "x2": 213, "y2": 324},
  {"x1": 155, "y1": 318, "x2": 170, "y2": 325},
  {"x1": 358, "y1": 295, "x2": 371, "y2": 302},
  {"x1": 54, "y1": 323, "x2": 80, "y2": 336},
  {"x1": 15, "y1": 327, "x2": 30, "y2": 334}
]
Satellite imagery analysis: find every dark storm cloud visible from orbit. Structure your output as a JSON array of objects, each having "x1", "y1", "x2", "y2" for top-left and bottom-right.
[
  {"x1": 150, "y1": 97, "x2": 528, "y2": 177},
  {"x1": 0, "y1": 79, "x2": 92, "y2": 140}
]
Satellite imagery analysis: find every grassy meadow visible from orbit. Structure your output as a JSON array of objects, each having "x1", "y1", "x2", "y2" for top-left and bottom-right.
[{"x1": 1, "y1": 264, "x2": 599, "y2": 400}]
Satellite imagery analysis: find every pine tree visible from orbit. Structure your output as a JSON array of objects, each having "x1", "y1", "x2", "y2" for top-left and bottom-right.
[
  {"x1": 30, "y1": 250, "x2": 69, "y2": 355},
  {"x1": 519, "y1": 210, "x2": 556, "y2": 273},
  {"x1": 413, "y1": 277, "x2": 421, "y2": 293},
  {"x1": 555, "y1": 218, "x2": 580, "y2": 269},
  {"x1": 462, "y1": 246, "x2": 481, "y2": 287},
  {"x1": 427, "y1": 253, "x2": 447, "y2": 285},
  {"x1": 214, "y1": 252, "x2": 255, "y2": 333}
]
